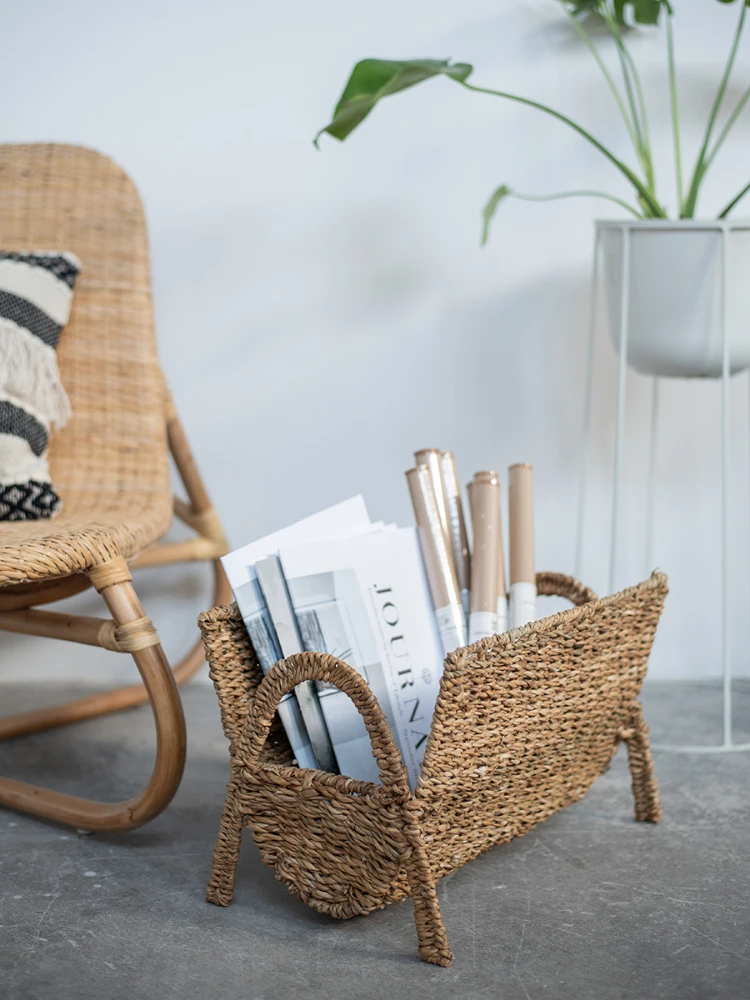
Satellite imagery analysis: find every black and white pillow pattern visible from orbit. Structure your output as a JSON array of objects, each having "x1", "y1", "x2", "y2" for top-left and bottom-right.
[{"x1": 0, "y1": 251, "x2": 81, "y2": 520}]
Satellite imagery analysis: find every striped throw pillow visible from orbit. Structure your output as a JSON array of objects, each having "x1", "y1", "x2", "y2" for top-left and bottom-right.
[{"x1": 0, "y1": 251, "x2": 81, "y2": 520}]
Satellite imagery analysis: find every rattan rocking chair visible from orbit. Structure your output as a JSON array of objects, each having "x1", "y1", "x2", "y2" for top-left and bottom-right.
[{"x1": 0, "y1": 144, "x2": 230, "y2": 831}]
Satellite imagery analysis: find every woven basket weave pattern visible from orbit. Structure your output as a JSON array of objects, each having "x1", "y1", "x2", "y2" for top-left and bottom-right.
[
  {"x1": 416, "y1": 572, "x2": 665, "y2": 883},
  {"x1": 199, "y1": 571, "x2": 667, "y2": 965}
]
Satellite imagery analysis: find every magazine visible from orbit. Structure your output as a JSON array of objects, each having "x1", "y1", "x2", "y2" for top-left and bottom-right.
[
  {"x1": 254, "y1": 555, "x2": 338, "y2": 772},
  {"x1": 277, "y1": 526, "x2": 444, "y2": 788},
  {"x1": 228, "y1": 572, "x2": 318, "y2": 769},
  {"x1": 221, "y1": 496, "x2": 372, "y2": 769},
  {"x1": 221, "y1": 495, "x2": 372, "y2": 587}
]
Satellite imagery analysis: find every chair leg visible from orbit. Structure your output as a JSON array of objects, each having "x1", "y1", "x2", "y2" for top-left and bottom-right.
[
  {"x1": 621, "y1": 701, "x2": 662, "y2": 823},
  {"x1": 206, "y1": 779, "x2": 243, "y2": 906},
  {"x1": 402, "y1": 802, "x2": 453, "y2": 967},
  {"x1": 0, "y1": 394, "x2": 231, "y2": 742},
  {"x1": 0, "y1": 562, "x2": 186, "y2": 831},
  {"x1": 0, "y1": 560, "x2": 229, "y2": 743}
]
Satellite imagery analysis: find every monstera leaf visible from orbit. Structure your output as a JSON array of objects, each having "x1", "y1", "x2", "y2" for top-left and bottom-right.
[{"x1": 315, "y1": 59, "x2": 473, "y2": 145}]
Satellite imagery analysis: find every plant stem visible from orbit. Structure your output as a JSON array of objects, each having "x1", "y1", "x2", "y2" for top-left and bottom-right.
[
  {"x1": 622, "y1": 40, "x2": 652, "y2": 165},
  {"x1": 509, "y1": 189, "x2": 643, "y2": 216},
  {"x1": 611, "y1": 30, "x2": 645, "y2": 152},
  {"x1": 459, "y1": 80, "x2": 666, "y2": 217},
  {"x1": 481, "y1": 185, "x2": 642, "y2": 244},
  {"x1": 718, "y1": 178, "x2": 750, "y2": 219},
  {"x1": 563, "y1": 8, "x2": 643, "y2": 163},
  {"x1": 666, "y1": 10, "x2": 683, "y2": 210},
  {"x1": 605, "y1": 5, "x2": 655, "y2": 192},
  {"x1": 704, "y1": 84, "x2": 750, "y2": 171},
  {"x1": 626, "y1": 60, "x2": 655, "y2": 192},
  {"x1": 683, "y1": 0, "x2": 747, "y2": 218}
]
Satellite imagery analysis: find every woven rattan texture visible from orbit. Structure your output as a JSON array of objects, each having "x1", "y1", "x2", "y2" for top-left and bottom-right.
[
  {"x1": 202, "y1": 602, "x2": 296, "y2": 767},
  {"x1": 0, "y1": 144, "x2": 172, "y2": 586},
  {"x1": 199, "y1": 571, "x2": 667, "y2": 945},
  {"x1": 412, "y1": 571, "x2": 666, "y2": 888}
]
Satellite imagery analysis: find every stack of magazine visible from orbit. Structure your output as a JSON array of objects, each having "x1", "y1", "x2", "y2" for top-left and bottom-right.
[
  {"x1": 222, "y1": 450, "x2": 536, "y2": 789},
  {"x1": 221, "y1": 496, "x2": 444, "y2": 788}
]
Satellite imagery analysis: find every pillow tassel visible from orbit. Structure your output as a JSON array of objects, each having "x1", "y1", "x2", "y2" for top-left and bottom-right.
[{"x1": 0, "y1": 319, "x2": 71, "y2": 430}]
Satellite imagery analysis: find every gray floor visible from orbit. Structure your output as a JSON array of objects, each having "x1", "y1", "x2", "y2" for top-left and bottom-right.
[{"x1": 1, "y1": 681, "x2": 748, "y2": 1000}]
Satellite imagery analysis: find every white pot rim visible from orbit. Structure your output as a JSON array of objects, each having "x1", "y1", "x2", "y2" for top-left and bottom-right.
[{"x1": 596, "y1": 218, "x2": 750, "y2": 232}]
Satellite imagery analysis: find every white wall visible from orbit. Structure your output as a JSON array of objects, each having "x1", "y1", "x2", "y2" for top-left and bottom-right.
[{"x1": 2, "y1": 0, "x2": 749, "y2": 684}]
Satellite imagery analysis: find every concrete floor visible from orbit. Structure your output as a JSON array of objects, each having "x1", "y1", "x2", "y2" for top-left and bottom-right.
[{"x1": 1, "y1": 681, "x2": 748, "y2": 1000}]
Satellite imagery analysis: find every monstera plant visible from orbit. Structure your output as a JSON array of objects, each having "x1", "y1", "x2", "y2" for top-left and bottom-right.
[
  {"x1": 316, "y1": 0, "x2": 750, "y2": 379},
  {"x1": 315, "y1": 0, "x2": 750, "y2": 243}
]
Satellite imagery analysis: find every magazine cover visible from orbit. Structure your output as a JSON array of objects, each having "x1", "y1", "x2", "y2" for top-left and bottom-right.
[{"x1": 278, "y1": 526, "x2": 444, "y2": 788}]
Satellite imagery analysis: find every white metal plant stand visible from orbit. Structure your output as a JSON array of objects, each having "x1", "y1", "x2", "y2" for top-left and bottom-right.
[{"x1": 575, "y1": 219, "x2": 750, "y2": 754}]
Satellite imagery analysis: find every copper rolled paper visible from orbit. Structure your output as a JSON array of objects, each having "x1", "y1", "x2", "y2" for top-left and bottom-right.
[
  {"x1": 495, "y1": 480, "x2": 508, "y2": 634},
  {"x1": 440, "y1": 451, "x2": 471, "y2": 618},
  {"x1": 414, "y1": 449, "x2": 451, "y2": 549},
  {"x1": 469, "y1": 471, "x2": 500, "y2": 643},
  {"x1": 407, "y1": 464, "x2": 467, "y2": 654},
  {"x1": 508, "y1": 463, "x2": 536, "y2": 628}
]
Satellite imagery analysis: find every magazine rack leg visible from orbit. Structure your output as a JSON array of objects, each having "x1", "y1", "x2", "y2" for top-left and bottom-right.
[
  {"x1": 206, "y1": 775, "x2": 243, "y2": 906},
  {"x1": 218, "y1": 652, "x2": 454, "y2": 967},
  {"x1": 621, "y1": 701, "x2": 662, "y2": 823},
  {"x1": 403, "y1": 801, "x2": 453, "y2": 967}
]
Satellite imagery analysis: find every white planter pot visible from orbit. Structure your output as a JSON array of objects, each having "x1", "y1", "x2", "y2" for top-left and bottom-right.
[{"x1": 598, "y1": 220, "x2": 750, "y2": 378}]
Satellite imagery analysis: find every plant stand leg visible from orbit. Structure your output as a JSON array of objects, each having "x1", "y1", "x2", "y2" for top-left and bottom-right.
[
  {"x1": 720, "y1": 227, "x2": 733, "y2": 749},
  {"x1": 206, "y1": 781, "x2": 244, "y2": 906},
  {"x1": 575, "y1": 228, "x2": 600, "y2": 580},
  {"x1": 610, "y1": 224, "x2": 631, "y2": 596},
  {"x1": 621, "y1": 702, "x2": 662, "y2": 823},
  {"x1": 644, "y1": 378, "x2": 660, "y2": 576}
]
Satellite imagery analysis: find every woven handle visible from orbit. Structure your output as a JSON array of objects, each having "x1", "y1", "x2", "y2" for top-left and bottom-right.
[
  {"x1": 236, "y1": 651, "x2": 411, "y2": 792},
  {"x1": 536, "y1": 572, "x2": 598, "y2": 606}
]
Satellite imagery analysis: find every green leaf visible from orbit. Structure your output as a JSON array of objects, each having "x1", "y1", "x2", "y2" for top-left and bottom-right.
[
  {"x1": 559, "y1": 0, "x2": 668, "y2": 25},
  {"x1": 481, "y1": 185, "x2": 511, "y2": 245},
  {"x1": 480, "y1": 184, "x2": 643, "y2": 244},
  {"x1": 561, "y1": 0, "x2": 748, "y2": 26},
  {"x1": 315, "y1": 59, "x2": 473, "y2": 146},
  {"x1": 631, "y1": 0, "x2": 663, "y2": 24}
]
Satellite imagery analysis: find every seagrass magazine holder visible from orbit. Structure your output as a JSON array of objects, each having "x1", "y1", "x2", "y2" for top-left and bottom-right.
[{"x1": 198, "y1": 570, "x2": 667, "y2": 967}]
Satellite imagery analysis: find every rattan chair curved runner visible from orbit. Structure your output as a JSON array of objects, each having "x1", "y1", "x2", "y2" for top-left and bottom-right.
[{"x1": 0, "y1": 143, "x2": 230, "y2": 831}]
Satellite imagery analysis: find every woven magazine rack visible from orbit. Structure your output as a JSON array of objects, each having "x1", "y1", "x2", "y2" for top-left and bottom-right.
[{"x1": 198, "y1": 570, "x2": 667, "y2": 967}]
